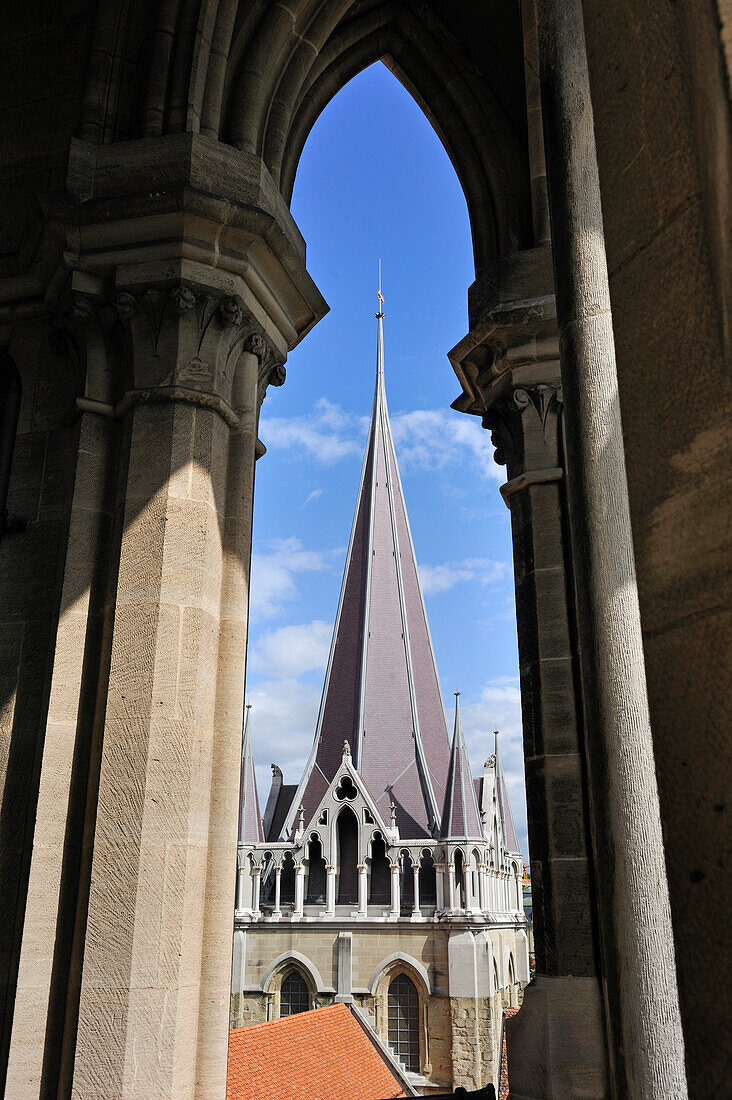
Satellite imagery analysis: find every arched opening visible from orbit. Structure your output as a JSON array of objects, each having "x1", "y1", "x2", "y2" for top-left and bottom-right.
[
  {"x1": 369, "y1": 832, "x2": 391, "y2": 905},
  {"x1": 454, "y1": 849, "x2": 465, "y2": 910},
  {"x1": 387, "y1": 973, "x2": 420, "y2": 1072},
  {"x1": 419, "y1": 851, "x2": 437, "y2": 908},
  {"x1": 280, "y1": 968, "x2": 310, "y2": 1017},
  {"x1": 306, "y1": 835, "x2": 326, "y2": 903},
  {"x1": 336, "y1": 807, "x2": 358, "y2": 904},
  {"x1": 399, "y1": 851, "x2": 413, "y2": 915},
  {"x1": 280, "y1": 851, "x2": 295, "y2": 908}
]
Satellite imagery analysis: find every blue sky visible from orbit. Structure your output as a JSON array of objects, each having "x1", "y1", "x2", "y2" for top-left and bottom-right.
[{"x1": 247, "y1": 62, "x2": 528, "y2": 858}]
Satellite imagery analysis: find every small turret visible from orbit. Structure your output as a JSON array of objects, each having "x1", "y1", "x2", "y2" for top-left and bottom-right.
[{"x1": 439, "y1": 693, "x2": 483, "y2": 840}]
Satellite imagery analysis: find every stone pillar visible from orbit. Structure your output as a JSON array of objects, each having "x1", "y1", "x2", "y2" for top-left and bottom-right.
[
  {"x1": 464, "y1": 865, "x2": 474, "y2": 913},
  {"x1": 357, "y1": 865, "x2": 368, "y2": 916},
  {"x1": 446, "y1": 863, "x2": 456, "y2": 913},
  {"x1": 235, "y1": 856, "x2": 248, "y2": 913},
  {"x1": 0, "y1": 134, "x2": 327, "y2": 1100},
  {"x1": 389, "y1": 864, "x2": 400, "y2": 919},
  {"x1": 435, "y1": 864, "x2": 445, "y2": 913},
  {"x1": 478, "y1": 865, "x2": 488, "y2": 912},
  {"x1": 2, "y1": 322, "x2": 122, "y2": 1098},
  {"x1": 335, "y1": 932, "x2": 353, "y2": 1004},
  {"x1": 451, "y1": 300, "x2": 608, "y2": 1092},
  {"x1": 251, "y1": 866, "x2": 261, "y2": 919},
  {"x1": 273, "y1": 866, "x2": 282, "y2": 918},
  {"x1": 533, "y1": 2, "x2": 688, "y2": 1095},
  {"x1": 293, "y1": 865, "x2": 305, "y2": 920},
  {"x1": 49, "y1": 284, "x2": 286, "y2": 1100},
  {"x1": 325, "y1": 865, "x2": 336, "y2": 917},
  {"x1": 411, "y1": 864, "x2": 421, "y2": 920}
]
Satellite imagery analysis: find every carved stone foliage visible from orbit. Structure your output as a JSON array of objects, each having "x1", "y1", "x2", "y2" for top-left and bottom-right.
[
  {"x1": 482, "y1": 383, "x2": 563, "y2": 476},
  {"x1": 63, "y1": 282, "x2": 285, "y2": 419}
]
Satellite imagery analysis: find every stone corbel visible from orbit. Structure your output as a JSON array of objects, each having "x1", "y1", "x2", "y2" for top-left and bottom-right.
[{"x1": 481, "y1": 382, "x2": 565, "y2": 507}]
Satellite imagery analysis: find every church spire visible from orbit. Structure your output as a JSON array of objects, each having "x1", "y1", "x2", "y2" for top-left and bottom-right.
[
  {"x1": 440, "y1": 693, "x2": 483, "y2": 840},
  {"x1": 494, "y1": 730, "x2": 521, "y2": 854},
  {"x1": 238, "y1": 705, "x2": 264, "y2": 844},
  {"x1": 283, "y1": 304, "x2": 451, "y2": 839}
]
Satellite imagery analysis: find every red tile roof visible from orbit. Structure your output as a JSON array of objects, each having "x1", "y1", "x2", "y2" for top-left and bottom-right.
[
  {"x1": 227, "y1": 1004, "x2": 406, "y2": 1100},
  {"x1": 499, "y1": 1007, "x2": 520, "y2": 1100}
]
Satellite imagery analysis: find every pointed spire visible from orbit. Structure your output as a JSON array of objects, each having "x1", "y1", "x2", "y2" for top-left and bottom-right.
[
  {"x1": 283, "y1": 305, "x2": 451, "y2": 839},
  {"x1": 238, "y1": 705, "x2": 264, "y2": 844},
  {"x1": 494, "y1": 730, "x2": 521, "y2": 854},
  {"x1": 440, "y1": 693, "x2": 483, "y2": 840}
]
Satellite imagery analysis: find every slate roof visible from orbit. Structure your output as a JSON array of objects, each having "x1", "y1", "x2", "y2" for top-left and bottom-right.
[
  {"x1": 440, "y1": 695, "x2": 483, "y2": 840},
  {"x1": 266, "y1": 781, "x2": 298, "y2": 842},
  {"x1": 283, "y1": 313, "x2": 451, "y2": 839},
  {"x1": 227, "y1": 1003, "x2": 407, "y2": 1100},
  {"x1": 238, "y1": 706, "x2": 264, "y2": 843}
]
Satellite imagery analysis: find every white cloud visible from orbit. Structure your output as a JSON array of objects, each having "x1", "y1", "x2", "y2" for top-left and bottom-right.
[
  {"x1": 302, "y1": 487, "x2": 324, "y2": 507},
  {"x1": 259, "y1": 398, "x2": 364, "y2": 464},
  {"x1": 391, "y1": 409, "x2": 504, "y2": 483},
  {"x1": 260, "y1": 399, "x2": 505, "y2": 483},
  {"x1": 246, "y1": 677, "x2": 322, "y2": 801},
  {"x1": 419, "y1": 557, "x2": 509, "y2": 595},
  {"x1": 250, "y1": 537, "x2": 340, "y2": 619},
  {"x1": 250, "y1": 620, "x2": 332, "y2": 679}
]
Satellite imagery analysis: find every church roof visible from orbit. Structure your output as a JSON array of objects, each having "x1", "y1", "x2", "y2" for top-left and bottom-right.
[
  {"x1": 440, "y1": 694, "x2": 483, "y2": 840},
  {"x1": 227, "y1": 1004, "x2": 408, "y2": 1100},
  {"x1": 283, "y1": 311, "x2": 451, "y2": 840},
  {"x1": 238, "y1": 705, "x2": 264, "y2": 844}
]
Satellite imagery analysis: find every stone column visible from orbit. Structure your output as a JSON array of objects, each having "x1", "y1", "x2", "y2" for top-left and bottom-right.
[
  {"x1": 335, "y1": 932, "x2": 353, "y2": 1004},
  {"x1": 272, "y1": 866, "x2": 282, "y2": 919},
  {"x1": 3, "y1": 297, "x2": 122, "y2": 1098},
  {"x1": 411, "y1": 864, "x2": 421, "y2": 920},
  {"x1": 251, "y1": 867, "x2": 261, "y2": 918},
  {"x1": 533, "y1": 2, "x2": 688, "y2": 1095},
  {"x1": 55, "y1": 284, "x2": 284, "y2": 1100},
  {"x1": 325, "y1": 866, "x2": 336, "y2": 917},
  {"x1": 235, "y1": 856, "x2": 248, "y2": 913},
  {"x1": 478, "y1": 864, "x2": 488, "y2": 913},
  {"x1": 357, "y1": 865, "x2": 368, "y2": 916},
  {"x1": 464, "y1": 866, "x2": 474, "y2": 913},
  {"x1": 446, "y1": 863, "x2": 456, "y2": 913},
  {"x1": 293, "y1": 865, "x2": 305, "y2": 920},
  {"x1": 471, "y1": 370, "x2": 606, "y2": 1093},
  {"x1": 389, "y1": 864, "x2": 400, "y2": 919},
  {"x1": 435, "y1": 864, "x2": 445, "y2": 913}
]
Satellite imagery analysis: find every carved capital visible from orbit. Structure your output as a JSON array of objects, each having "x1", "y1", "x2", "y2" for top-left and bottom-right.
[
  {"x1": 482, "y1": 382, "x2": 563, "y2": 477},
  {"x1": 110, "y1": 282, "x2": 262, "y2": 415}
]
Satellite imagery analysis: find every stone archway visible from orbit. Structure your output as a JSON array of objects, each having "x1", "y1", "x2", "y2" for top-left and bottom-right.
[{"x1": 0, "y1": 2, "x2": 708, "y2": 1098}]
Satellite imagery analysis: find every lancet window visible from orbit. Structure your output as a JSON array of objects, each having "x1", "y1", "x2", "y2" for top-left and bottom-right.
[{"x1": 387, "y1": 973, "x2": 420, "y2": 1071}]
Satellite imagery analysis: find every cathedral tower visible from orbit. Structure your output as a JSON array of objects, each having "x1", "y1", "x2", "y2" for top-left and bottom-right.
[{"x1": 231, "y1": 307, "x2": 528, "y2": 1092}]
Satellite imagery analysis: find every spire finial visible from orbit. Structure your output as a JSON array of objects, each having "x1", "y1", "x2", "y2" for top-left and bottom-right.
[{"x1": 377, "y1": 258, "x2": 384, "y2": 316}]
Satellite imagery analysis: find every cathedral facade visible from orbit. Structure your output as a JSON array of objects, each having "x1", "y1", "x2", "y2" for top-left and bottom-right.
[{"x1": 230, "y1": 312, "x2": 529, "y2": 1092}]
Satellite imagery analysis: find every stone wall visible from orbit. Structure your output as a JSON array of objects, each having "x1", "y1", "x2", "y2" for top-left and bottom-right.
[{"x1": 232, "y1": 921, "x2": 527, "y2": 1091}]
